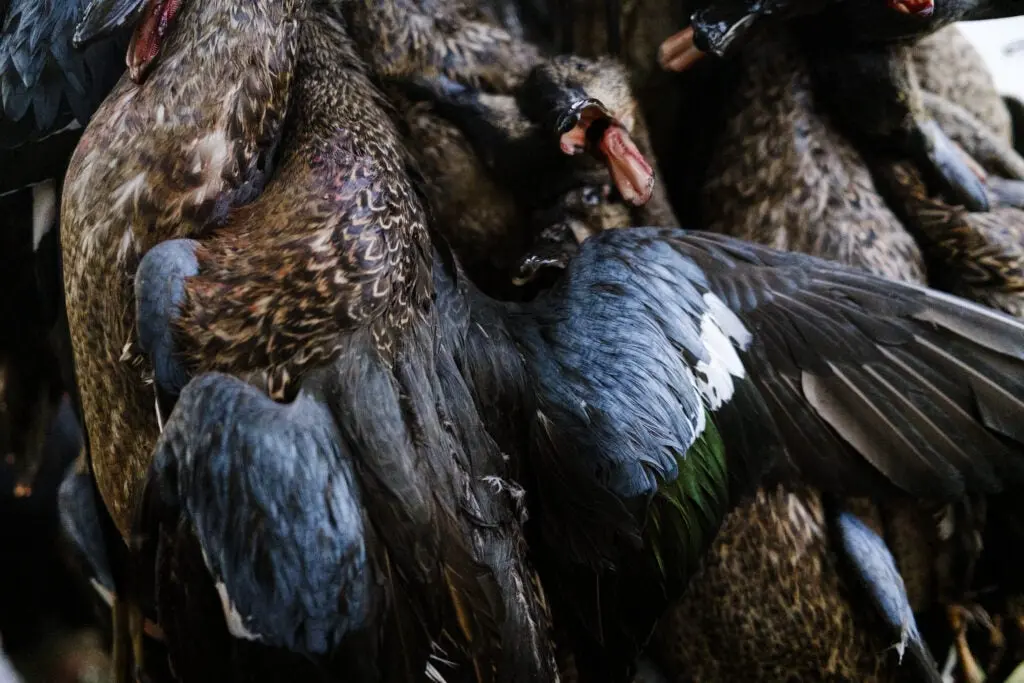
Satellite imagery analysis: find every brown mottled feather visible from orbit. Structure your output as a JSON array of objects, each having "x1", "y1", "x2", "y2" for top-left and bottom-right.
[
  {"x1": 652, "y1": 487, "x2": 904, "y2": 683},
  {"x1": 162, "y1": 11, "x2": 557, "y2": 682},
  {"x1": 61, "y1": 0, "x2": 302, "y2": 538},
  {"x1": 911, "y1": 26, "x2": 1013, "y2": 144},
  {"x1": 873, "y1": 161, "x2": 1024, "y2": 318},
  {"x1": 180, "y1": 49, "x2": 432, "y2": 397},
  {"x1": 702, "y1": 33, "x2": 925, "y2": 282},
  {"x1": 342, "y1": 0, "x2": 542, "y2": 91}
]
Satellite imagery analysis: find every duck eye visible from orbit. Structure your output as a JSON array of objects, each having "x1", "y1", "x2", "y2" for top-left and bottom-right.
[{"x1": 582, "y1": 187, "x2": 603, "y2": 206}]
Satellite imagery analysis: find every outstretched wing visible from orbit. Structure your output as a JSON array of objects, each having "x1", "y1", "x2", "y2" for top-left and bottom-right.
[
  {"x1": 143, "y1": 372, "x2": 378, "y2": 657},
  {"x1": 664, "y1": 228, "x2": 1024, "y2": 499},
  {"x1": 522, "y1": 225, "x2": 1024, "y2": 562}
]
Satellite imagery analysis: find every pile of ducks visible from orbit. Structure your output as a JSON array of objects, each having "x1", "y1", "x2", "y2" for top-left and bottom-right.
[{"x1": 3, "y1": 0, "x2": 1024, "y2": 682}]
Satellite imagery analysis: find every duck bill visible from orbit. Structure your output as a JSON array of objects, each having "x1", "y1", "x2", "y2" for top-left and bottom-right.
[
  {"x1": 659, "y1": 9, "x2": 764, "y2": 72},
  {"x1": 595, "y1": 123, "x2": 654, "y2": 206},
  {"x1": 75, "y1": 0, "x2": 183, "y2": 84},
  {"x1": 554, "y1": 100, "x2": 654, "y2": 206},
  {"x1": 556, "y1": 98, "x2": 614, "y2": 155}
]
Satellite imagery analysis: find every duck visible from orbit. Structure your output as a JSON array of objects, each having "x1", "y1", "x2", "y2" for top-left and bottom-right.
[
  {"x1": 394, "y1": 61, "x2": 676, "y2": 294},
  {"x1": 337, "y1": 0, "x2": 657, "y2": 207},
  {"x1": 655, "y1": 0, "x2": 1024, "y2": 214},
  {"x1": 63, "y1": 0, "x2": 299, "y2": 542},
  {"x1": 633, "y1": 27, "x2": 1024, "y2": 683},
  {"x1": 70, "y1": 1, "x2": 559, "y2": 681},
  {"x1": 75, "y1": 5, "x2": 1024, "y2": 683},
  {"x1": 61, "y1": 0, "x2": 306, "y2": 678}
]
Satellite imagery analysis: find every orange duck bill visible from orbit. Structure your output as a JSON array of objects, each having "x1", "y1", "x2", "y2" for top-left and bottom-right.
[{"x1": 557, "y1": 101, "x2": 654, "y2": 206}]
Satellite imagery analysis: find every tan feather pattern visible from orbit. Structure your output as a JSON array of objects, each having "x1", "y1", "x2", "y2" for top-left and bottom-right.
[
  {"x1": 873, "y1": 161, "x2": 1024, "y2": 318},
  {"x1": 61, "y1": 0, "x2": 303, "y2": 537}
]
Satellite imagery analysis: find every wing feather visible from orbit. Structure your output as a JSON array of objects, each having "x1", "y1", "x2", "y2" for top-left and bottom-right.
[
  {"x1": 559, "y1": 228, "x2": 1024, "y2": 504},
  {"x1": 144, "y1": 372, "x2": 379, "y2": 656}
]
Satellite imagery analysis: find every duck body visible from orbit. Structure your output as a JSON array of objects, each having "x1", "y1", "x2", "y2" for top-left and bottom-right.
[
  {"x1": 702, "y1": 32, "x2": 924, "y2": 282},
  {"x1": 61, "y1": 0, "x2": 301, "y2": 539},
  {"x1": 642, "y1": 26, "x2": 1021, "y2": 683},
  {"x1": 119, "y1": 5, "x2": 560, "y2": 681}
]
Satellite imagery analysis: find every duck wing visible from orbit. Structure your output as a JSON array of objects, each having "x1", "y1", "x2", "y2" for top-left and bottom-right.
[
  {"x1": 138, "y1": 372, "x2": 381, "y2": 664},
  {"x1": 506, "y1": 225, "x2": 1024, "y2": 681},
  {"x1": 522, "y1": 226, "x2": 1024, "y2": 528},
  {"x1": 665, "y1": 228, "x2": 1024, "y2": 497}
]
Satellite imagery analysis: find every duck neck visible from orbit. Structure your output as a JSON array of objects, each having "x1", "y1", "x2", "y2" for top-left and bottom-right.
[{"x1": 288, "y1": 5, "x2": 378, "y2": 139}]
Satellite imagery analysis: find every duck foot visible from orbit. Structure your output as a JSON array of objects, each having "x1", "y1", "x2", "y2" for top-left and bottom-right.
[
  {"x1": 948, "y1": 603, "x2": 1006, "y2": 683},
  {"x1": 513, "y1": 222, "x2": 594, "y2": 286},
  {"x1": 915, "y1": 120, "x2": 991, "y2": 212}
]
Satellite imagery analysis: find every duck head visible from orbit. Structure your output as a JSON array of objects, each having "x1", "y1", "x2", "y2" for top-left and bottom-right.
[
  {"x1": 518, "y1": 56, "x2": 655, "y2": 206},
  {"x1": 74, "y1": 0, "x2": 184, "y2": 84},
  {"x1": 658, "y1": 0, "x2": 957, "y2": 72}
]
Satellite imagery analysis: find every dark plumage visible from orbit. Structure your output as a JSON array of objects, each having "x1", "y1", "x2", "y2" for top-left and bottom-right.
[
  {"x1": 340, "y1": 0, "x2": 656, "y2": 206},
  {"x1": 142, "y1": 218, "x2": 1024, "y2": 682},
  {"x1": 71, "y1": 2, "x2": 557, "y2": 681},
  {"x1": 69, "y1": 2, "x2": 1024, "y2": 682},
  {"x1": 141, "y1": 371, "x2": 377, "y2": 660},
  {"x1": 675, "y1": 0, "x2": 1024, "y2": 62},
  {"x1": 828, "y1": 505, "x2": 941, "y2": 683},
  {"x1": 397, "y1": 68, "x2": 675, "y2": 288},
  {"x1": 656, "y1": 0, "x2": 1024, "y2": 214},
  {"x1": 0, "y1": 0, "x2": 127, "y2": 189}
]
